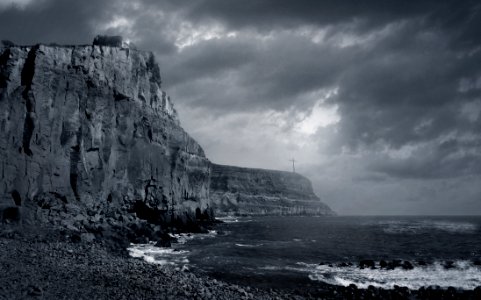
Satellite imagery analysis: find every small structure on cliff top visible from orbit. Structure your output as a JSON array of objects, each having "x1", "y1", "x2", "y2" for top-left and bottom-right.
[
  {"x1": 92, "y1": 35, "x2": 134, "y2": 49},
  {"x1": 289, "y1": 158, "x2": 296, "y2": 173},
  {"x1": 93, "y1": 35, "x2": 123, "y2": 47}
]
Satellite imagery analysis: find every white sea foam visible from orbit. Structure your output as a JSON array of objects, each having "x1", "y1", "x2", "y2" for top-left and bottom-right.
[
  {"x1": 168, "y1": 230, "x2": 218, "y2": 244},
  {"x1": 376, "y1": 220, "x2": 478, "y2": 234},
  {"x1": 217, "y1": 216, "x2": 240, "y2": 223},
  {"x1": 259, "y1": 265, "x2": 283, "y2": 271},
  {"x1": 216, "y1": 216, "x2": 252, "y2": 223},
  {"x1": 128, "y1": 243, "x2": 190, "y2": 266},
  {"x1": 235, "y1": 243, "x2": 263, "y2": 247},
  {"x1": 295, "y1": 261, "x2": 481, "y2": 290},
  {"x1": 169, "y1": 233, "x2": 195, "y2": 244},
  {"x1": 128, "y1": 231, "x2": 218, "y2": 266}
]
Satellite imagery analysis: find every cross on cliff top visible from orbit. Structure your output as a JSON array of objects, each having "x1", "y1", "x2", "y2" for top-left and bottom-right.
[{"x1": 289, "y1": 158, "x2": 296, "y2": 173}]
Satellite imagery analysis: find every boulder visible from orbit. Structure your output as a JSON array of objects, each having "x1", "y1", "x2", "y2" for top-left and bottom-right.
[
  {"x1": 379, "y1": 260, "x2": 388, "y2": 268},
  {"x1": 359, "y1": 259, "x2": 376, "y2": 269},
  {"x1": 401, "y1": 260, "x2": 414, "y2": 270}
]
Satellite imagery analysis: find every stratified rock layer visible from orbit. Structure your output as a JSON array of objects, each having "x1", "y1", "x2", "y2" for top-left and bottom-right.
[
  {"x1": 209, "y1": 164, "x2": 334, "y2": 216},
  {"x1": 0, "y1": 43, "x2": 211, "y2": 226}
]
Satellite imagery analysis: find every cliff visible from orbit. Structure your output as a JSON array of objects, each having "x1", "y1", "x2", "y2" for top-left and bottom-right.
[
  {"x1": 0, "y1": 39, "x2": 212, "y2": 236},
  {"x1": 209, "y1": 164, "x2": 334, "y2": 216},
  {"x1": 0, "y1": 38, "x2": 333, "y2": 242}
]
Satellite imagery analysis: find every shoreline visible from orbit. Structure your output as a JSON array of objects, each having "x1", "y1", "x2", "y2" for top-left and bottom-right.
[
  {"x1": 0, "y1": 226, "x2": 303, "y2": 300},
  {"x1": 1, "y1": 226, "x2": 480, "y2": 299}
]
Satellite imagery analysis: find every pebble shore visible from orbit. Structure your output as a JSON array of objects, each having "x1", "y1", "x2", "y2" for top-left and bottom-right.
[{"x1": 0, "y1": 227, "x2": 303, "y2": 300}]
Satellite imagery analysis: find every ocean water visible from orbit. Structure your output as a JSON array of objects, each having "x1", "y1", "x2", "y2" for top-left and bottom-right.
[{"x1": 129, "y1": 216, "x2": 481, "y2": 290}]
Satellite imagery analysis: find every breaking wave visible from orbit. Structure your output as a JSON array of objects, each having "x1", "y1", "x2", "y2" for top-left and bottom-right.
[
  {"x1": 128, "y1": 230, "x2": 218, "y2": 267},
  {"x1": 296, "y1": 261, "x2": 481, "y2": 290},
  {"x1": 128, "y1": 243, "x2": 190, "y2": 266}
]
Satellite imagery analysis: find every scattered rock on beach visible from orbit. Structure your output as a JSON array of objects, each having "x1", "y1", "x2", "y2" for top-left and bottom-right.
[{"x1": 359, "y1": 259, "x2": 376, "y2": 269}]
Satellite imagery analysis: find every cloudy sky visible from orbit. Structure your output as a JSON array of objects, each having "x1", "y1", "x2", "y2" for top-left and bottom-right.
[{"x1": 1, "y1": 0, "x2": 480, "y2": 215}]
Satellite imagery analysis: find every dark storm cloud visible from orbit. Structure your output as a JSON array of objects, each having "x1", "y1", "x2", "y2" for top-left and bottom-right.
[
  {"x1": 186, "y1": 0, "x2": 450, "y2": 30},
  {"x1": 0, "y1": 0, "x2": 182, "y2": 55},
  {"x1": 0, "y1": 0, "x2": 112, "y2": 44},
  {"x1": 163, "y1": 33, "x2": 352, "y2": 112},
  {"x1": 162, "y1": 37, "x2": 257, "y2": 86},
  {"x1": 369, "y1": 138, "x2": 481, "y2": 179}
]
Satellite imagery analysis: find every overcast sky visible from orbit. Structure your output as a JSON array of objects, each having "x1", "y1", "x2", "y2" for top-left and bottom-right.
[{"x1": 1, "y1": 0, "x2": 480, "y2": 215}]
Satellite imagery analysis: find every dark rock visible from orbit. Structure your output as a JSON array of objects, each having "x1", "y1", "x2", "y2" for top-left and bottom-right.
[
  {"x1": 444, "y1": 261, "x2": 456, "y2": 269},
  {"x1": 154, "y1": 239, "x2": 171, "y2": 248},
  {"x1": 387, "y1": 259, "x2": 402, "y2": 269},
  {"x1": 474, "y1": 286, "x2": 481, "y2": 298},
  {"x1": 379, "y1": 260, "x2": 387, "y2": 268},
  {"x1": 359, "y1": 259, "x2": 376, "y2": 269},
  {"x1": 154, "y1": 232, "x2": 174, "y2": 247},
  {"x1": 1, "y1": 40, "x2": 15, "y2": 47},
  {"x1": 416, "y1": 260, "x2": 427, "y2": 266},
  {"x1": 1, "y1": 206, "x2": 21, "y2": 223},
  {"x1": 401, "y1": 260, "x2": 414, "y2": 270},
  {"x1": 133, "y1": 236, "x2": 149, "y2": 244},
  {"x1": 446, "y1": 286, "x2": 457, "y2": 297},
  {"x1": 11, "y1": 190, "x2": 21, "y2": 206},
  {"x1": 70, "y1": 233, "x2": 81, "y2": 243}
]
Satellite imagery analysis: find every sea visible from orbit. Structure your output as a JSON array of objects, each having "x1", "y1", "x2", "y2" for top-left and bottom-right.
[{"x1": 129, "y1": 216, "x2": 481, "y2": 291}]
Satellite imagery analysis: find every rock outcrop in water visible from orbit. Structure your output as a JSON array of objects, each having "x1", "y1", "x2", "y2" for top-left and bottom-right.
[
  {"x1": 209, "y1": 164, "x2": 334, "y2": 216},
  {"x1": 0, "y1": 37, "x2": 212, "y2": 232}
]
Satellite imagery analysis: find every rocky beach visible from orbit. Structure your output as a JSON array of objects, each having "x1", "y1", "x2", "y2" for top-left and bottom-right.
[
  {"x1": 1, "y1": 224, "x2": 480, "y2": 299},
  {"x1": 0, "y1": 225, "x2": 303, "y2": 300}
]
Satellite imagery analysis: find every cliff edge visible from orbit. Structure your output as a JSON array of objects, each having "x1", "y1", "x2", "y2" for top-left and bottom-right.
[{"x1": 210, "y1": 164, "x2": 334, "y2": 216}]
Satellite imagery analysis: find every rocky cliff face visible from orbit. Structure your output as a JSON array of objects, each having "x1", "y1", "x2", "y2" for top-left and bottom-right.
[
  {"x1": 209, "y1": 164, "x2": 334, "y2": 216},
  {"x1": 0, "y1": 41, "x2": 211, "y2": 230},
  {"x1": 0, "y1": 38, "x2": 333, "y2": 241}
]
